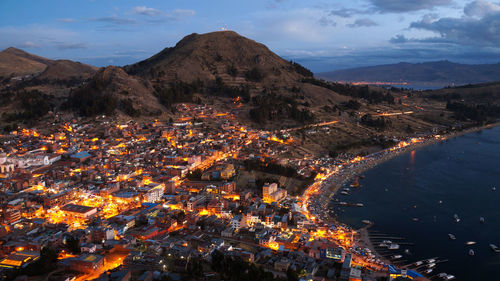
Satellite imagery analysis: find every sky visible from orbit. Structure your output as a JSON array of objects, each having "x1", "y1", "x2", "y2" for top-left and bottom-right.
[{"x1": 2, "y1": 0, "x2": 500, "y2": 72}]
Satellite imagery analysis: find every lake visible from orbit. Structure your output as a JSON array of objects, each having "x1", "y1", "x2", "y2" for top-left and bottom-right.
[{"x1": 335, "y1": 126, "x2": 500, "y2": 280}]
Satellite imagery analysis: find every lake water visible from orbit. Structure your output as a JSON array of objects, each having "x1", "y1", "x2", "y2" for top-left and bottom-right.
[{"x1": 335, "y1": 127, "x2": 500, "y2": 281}]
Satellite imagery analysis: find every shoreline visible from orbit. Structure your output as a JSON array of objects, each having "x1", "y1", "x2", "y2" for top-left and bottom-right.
[{"x1": 308, "y1": 121, "x2": 500, "y2": 277}]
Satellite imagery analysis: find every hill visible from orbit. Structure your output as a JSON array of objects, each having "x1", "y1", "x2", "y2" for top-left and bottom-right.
[
  {"x1": 0, "y1": 47, "x2": 97, "y2": 80},
  {"x1": 64, "y1": 66, "x2": 163, "y2": 117},
  {"x1": 318, "y1": 61, "x2": 500, "y2": 88},
  {"x1": 2, "y1": 31, "x2": 500, "y2": 156}
]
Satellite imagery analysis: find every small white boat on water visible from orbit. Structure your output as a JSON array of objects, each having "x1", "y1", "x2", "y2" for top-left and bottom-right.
[
  {"x1": 480, "y1": 217, "x2": 485, "y2": 223},
  {"x1": 383, "y1": 240, "x2": 393, "y2": 244},
  {"x1": 438, "y1": 273, "x2": 448, "y2": 278},
  {"x1": 388, "y1": 244, "x2": 400, "y2": 250},
  {"x1": 465, "y1": 241, "x2": 476, "y2": 245},
  {"x1": 362, "y1": 220, "x2": 372, "y2": 225},
  {"x1": 489, "y1": 244, "x2": 500, "y2": 253},
  {"x1": 427, "y1": 263, "x2": 436, "y2": 268},
  {"x1": 424, "y1": 268, "x2": 433, "y2": 274},
  {"x1": 392, "y1": 255, "x2": 403, "y2": 259},
  {"x1": 448, "y1": 233, "x2": 456, "y2": 240},
  {"x1": 453, "y1": 214, "x2": 460, "y2": 223},
  {"x1": 469, "y1": 249, "x2": 475, "y2": 256},
  {"x1": 427, "y1": 258, "x2": 436, "y2": 263},
  {"x1": 414, "y1": 261, "x2": 424, "y2": 266},
  {"x1": 444, "y1": 275, "x2": 456, "y2": 280}
]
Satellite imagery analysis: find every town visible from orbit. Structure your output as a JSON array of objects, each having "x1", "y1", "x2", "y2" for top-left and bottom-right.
[{"x1": 0, "y1": 103, "x2": 431, "y2": 281}]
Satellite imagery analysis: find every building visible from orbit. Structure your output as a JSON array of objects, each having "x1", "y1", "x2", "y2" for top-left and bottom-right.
[
  {"x1": 262, "y1": 183, "x2": 287, "y2": 203},
  {"x1": 0, "y1": 251, "x2": 40, "y2": 269},
  {"x1": 61, "y1": 204, "x2": 98, "y2": 218},
  {"x1": 44, "y1": 189, "x2": 75, "y2": 207},
  {"x1": 69, "y1": 254, "x2": 105, "y2": 273}
]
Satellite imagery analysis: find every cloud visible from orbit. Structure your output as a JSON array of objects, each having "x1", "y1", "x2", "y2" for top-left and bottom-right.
[
  {"x1": 409, "y1": 12, "x2": 500, "y2": 46},
  {"x1": 58, "y1": 18, "x2": 77, "y2": 23},
  {"x1": 369, "y1": 0, "x2": 453, "y2": 13},
  {"x1": 167, "y1": 9, "x2": 195, "y2": 20},
  {"x1": 19, "y1": 41, "x2": 40, "y2": 48},
  {"x1": 133, "y1": 6, "x2": 162, "y2": 16},
  {"x1": 348, "y1": 18, "x2": 378, "y2": 28},
  {"x1": 0, "y1": 25, "x2": 77, "y2": 51},
  {"x1": 318, "y1": 16, "x2": 337, "y2": 27},
  {"x1": 464, "y1": 0, "x2": 500, "y2": 18},
  {"x1": 90, "y1": 16, "x2": 137, "y2": 25},
  {"x1": 144, "y1": 9, "x2": 196, "y2": 23},
  {"x1": 57, "y1": 42, "x2": 88, "y2": 50},
  {"x1": 329, "y1": 8, "x2": 367, "y2": 18}
]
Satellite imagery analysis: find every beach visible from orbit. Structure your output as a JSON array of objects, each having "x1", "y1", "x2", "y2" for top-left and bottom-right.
[{"x1": 303, "y1": 121, "x2": 500, "y2": 278}]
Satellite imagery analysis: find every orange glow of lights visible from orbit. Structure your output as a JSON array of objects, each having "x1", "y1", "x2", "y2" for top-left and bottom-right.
[
  {"x1": 63, "y1": 124, "x2": 73, "y2": 132},
  {"x1": 266, "y1": 242, "x2": 280, "y2": 251}
]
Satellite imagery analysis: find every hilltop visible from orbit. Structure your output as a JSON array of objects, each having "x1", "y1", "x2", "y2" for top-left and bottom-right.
[{"x1": 318, "y1": 61, "x2": 500, "y2": 88}]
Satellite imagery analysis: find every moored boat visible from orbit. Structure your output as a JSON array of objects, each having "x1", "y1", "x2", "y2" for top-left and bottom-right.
[
  {"x1": 489, "y1": 244, "x2": 500, "y2": 253},
  {"x1": 469, "y1": 249, "x2": 475, "y2": 256},
  {"x1": 388, "y1": 243, "x2": 400, "y2": 250},
  {"x1": 448, "y1": 233, "x2": 456, "y2": 240},
  {"x1": 465, "y1": 241, "x2": 476, "y2": 245}
]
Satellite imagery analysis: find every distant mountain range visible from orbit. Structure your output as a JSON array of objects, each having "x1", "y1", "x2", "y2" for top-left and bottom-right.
[{"x1": 317, "y1": 61, "x2": 500, "y2": 88}]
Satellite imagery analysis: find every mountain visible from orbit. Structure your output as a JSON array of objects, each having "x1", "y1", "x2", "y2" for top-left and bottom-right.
[
  {"x1": 0, "y1": 47, "x2": 97, "y2": 80},
  {"x1": 126, "y1": 31, "x2": 302, "y2": 84},
  {"x1": 317, "y1": 61, "x2": 500, "y2": 87}
]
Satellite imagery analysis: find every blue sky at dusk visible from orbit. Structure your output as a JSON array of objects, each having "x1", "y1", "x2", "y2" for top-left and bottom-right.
[{"x1": 2, "y1": 0, "x2": 500, "y2": 71}]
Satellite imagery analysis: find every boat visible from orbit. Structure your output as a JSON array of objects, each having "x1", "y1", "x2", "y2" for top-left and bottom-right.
[
  {"x1": 404, "y1": 249, "x2": 411, "y2": 255},
  {"x1": 355, "y1": 203, "x2": 364, "y2": 207},
  {"x1": 448, "y1": 234, "x2": 456, "y2": 240},
  {"x1": 414, "y1": 261, "x2": 424, "y2": 266},
  {"x1": 438, "y1": 273, "x2": 448, "y2": 278},
  {"x1": 427, "y1": 263, "x2": 436, "y2": 268},
  {"x1": 493, "y1": 187, "x2": 496, "y2": 191},
  {"x1": 412, "y1": 218, "x2": 419, "y2": 222},
  {"x1": 339, "y1": 202, "x2": 347, "y2": 205},
  {"x1": 340, "y1": 191, "x2": 349, "y2": 195},
  {"x1": 383, "y1": 240, "x2": 393, "y2": 244},
  {"x1": 427, "y1": 258, "x2": 436, "y2": 263},
  {"x1": 465, "y1": 241, "x2": 476, "y2": 245},
  {"x1": 424, "y1": 268, "x2": 433, "y2": 274},
  {"x1": 388, "y1": 243, "x2": 400, "y2": 250},
  {"x1": 391, "y1": 255, "x2": 403, "y2": 259},
  {"x1": 378, "y1": 243, "x2": 388, "y2": 247},
  {"x1": 350, "y1": 178, "x2": 360, "y2": 188},
  {"x1": 469, "y1": 249, "x2": 475, "y2": 256},
  {"x1": 453, "y1": 214, "x2": 460, "y2": 223},
  {"x1": 489, "y1": 244, "x2": 500, "y2": 253},
  {"x1": 362, "y1": 220, "x2": 372, "y2": 225},
  {"x1": 480, "y1": 217, "x2": 485, "y2": 223},
  {"x1": 444, "y1": 275, "x2": 456, "y2": 280}
]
